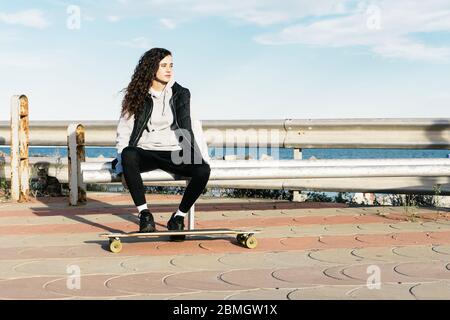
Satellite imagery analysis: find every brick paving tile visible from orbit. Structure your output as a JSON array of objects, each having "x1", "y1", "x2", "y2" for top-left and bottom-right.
[
  {"x1": 156, "y1": 240, "x2": 210, "y2": 255},
  {"x1": 220, "y1": 268, "x2": 310, "y2": 289},
  {"x1": 322, "y1": 224, "x2": 361, "y2": 234},
  {"x1": 308, "y1": 248, "x2": 366, "y2": 264},
  {"x1": 341, "y1": 263, "x2": 436, "y2": 284},
  {"x1": 394, "y1": 261, "x2": 450, "y2": 280},
  {"x1": 272, "y1": 267, "x2": 363, "y2": 286},
  {"x1": 169, "y1": 254, "x2": 226, "y2": 271},
  {"x1": 279, "y1": 236, "x2": 324, "y2": 250},
  {"x1": 389, "y1": 222, "x2": 429, "y2": 231},
  {"x1": 119, "y1": 255, "x2": 178, "y2": 273},
  {"x1": 263, "y1": 251, "x2": 332, "y2": 268},
  {"x1": 114, "y1": 294, "x2": 178, "y2": 300},
  {"x1": 0, "y1": 261, "x2": 31, "y2": 279},
  {"x1": 227, "y1": 288, "x2": 293, "y2": 300},
  {"x1": 355, "y1": 234, "x2": 397, "y2": 246},
  {"x1": 106, "y1": 272, "x2": 197, "y2": 295},
  {"x1": 288, "y1": 286, "x2": 359, "y2": 300},
  {"x1": 218, "y1": 252, "x2": 280, "y2": 269},
  {"x1": 0, "y1": 277, "x2": 70, "y2": 300},
  {"x1": 12, "y1": 257, "x2": 130, "y2": 277},
  {"x1": 164, "y1": 270, "x2": 248, "y2": 291},
  {"x1": 432, "y1": 245, "x2": 450, "y2": 255},
  {"x1": 429, "y1": 231, "x2": 450, "y2": 242},
  {"x1": 169, "y1": 291, "x2": 240, "y2": 300},
  {"x1": 356, "y1": 224, "x2": 396, "y2": 234},
  {"x1": 391, "y1": 232, "x2": 435, "y2": 245},
  {"x1": 410, "y1": 281, "x2": 450, "y2": 299},
  {"x1": 324, "y1": 265, "x2": 362, "y2": 281},
  {"x1": 318, "y1": 235, "x2": 362, "y2": 248},
  {"x1": 347, "y1": 283, "x2": 417, "y2": 299},
  {"x1": 392, "y1": 245, "x2": 450, "y2": 261},
  {"x1": 351, "y1": 247, "x2": 416, "y2": 263},
  {"x1": 45, "y1": 274, "x2": 130, "y2": 298}
]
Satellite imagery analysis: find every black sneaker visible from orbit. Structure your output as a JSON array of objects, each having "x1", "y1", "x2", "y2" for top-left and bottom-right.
[
  {"x1": 138, "y1": 209, "x2": 156, "y2": 233},
  {"x1": 167, "y1": 211, "x2": 186, "y2": 241}
]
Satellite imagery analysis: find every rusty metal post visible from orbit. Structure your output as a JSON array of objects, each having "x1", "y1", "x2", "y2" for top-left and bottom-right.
[
  {"x1": 67, "y1": 123, "x2": 86, "y2": 205},
  {"x1": 10, "y1": 95, "x2": 30, "y2": 202}
]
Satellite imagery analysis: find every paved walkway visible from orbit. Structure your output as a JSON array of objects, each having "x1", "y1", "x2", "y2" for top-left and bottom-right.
[{"x1": 0, "y1": 192, "x2": 450, "y2": 300}]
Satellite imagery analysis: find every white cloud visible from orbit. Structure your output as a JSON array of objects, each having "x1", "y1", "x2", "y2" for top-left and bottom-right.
[
  {"x1": 113, "y1": 37, "x2": 152, "y2": 49},
  {"x1": 52, "y1": 0, "x2": 450, "y2": 62},
  {"x1": 254, "y1": 0, "x2": 450, "y2": 63},
  {"x1": 373, "y1": 39, "x2": 450, "y2": 63},
  {"x1": 159, "y1": 18, "x2": 177, "y2": 29},
  {"x1": 107, "y1": 15, "x2": 121, "y2": 22},
  {"x1": 232, "y1": 10, "x2": 291, "y2": 27},
  {"x1": 83, "y1": 15, "x2": 95, "y2": 22},
  {"x1": 0, "y1": 52, "x2": 52, "y2": 68},
  {"x1": 0, "y1": 9, "x2": 50, "y2": 29}
]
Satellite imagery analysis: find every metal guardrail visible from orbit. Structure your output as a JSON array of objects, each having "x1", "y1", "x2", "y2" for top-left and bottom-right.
[
  {"x1": 1, "y1": 157, "x2": 450, "y2": 194},
  {"x1": 2, "y1": 95, "x2": 450, "y2": 207},
  {"x1": 1, "y1": 118, "x2": 450, "y2": 148}
]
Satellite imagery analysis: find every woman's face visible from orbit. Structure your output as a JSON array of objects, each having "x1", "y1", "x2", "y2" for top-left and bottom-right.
[{"x1": 155, "y1": 55, "x2": 173, "y2": 83}]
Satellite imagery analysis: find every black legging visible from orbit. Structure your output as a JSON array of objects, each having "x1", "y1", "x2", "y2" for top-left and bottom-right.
[{"x1": 121, "y1": 146, "x2": 211, "y2": 213}]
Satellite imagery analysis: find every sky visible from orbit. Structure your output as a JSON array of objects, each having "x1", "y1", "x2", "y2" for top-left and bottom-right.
[{"x1": 1, "y1": 0, "x2": 450, "y2": 121}]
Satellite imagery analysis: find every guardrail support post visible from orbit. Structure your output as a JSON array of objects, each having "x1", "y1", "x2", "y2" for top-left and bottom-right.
[
  {"x1": 292, "y1": 148, "x2": 307, "y2": 202},
  {"x1": 10, "y1": 95, "x2": 30, "y2": 202},
  {"x1": 67, "y1": 123, "x2": 86, "y2": 205},
  {"x1": 185, "y1": 177, "x2": 195, "y2": 230}
]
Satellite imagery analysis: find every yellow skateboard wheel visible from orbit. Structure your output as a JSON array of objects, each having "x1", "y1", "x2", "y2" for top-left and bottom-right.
[
  {"x1": 110, "y1": 239, "x2": 122, "y2": 253},
  {"x1": 245, "y1": 235, "x2": 258, "y2": 249}
]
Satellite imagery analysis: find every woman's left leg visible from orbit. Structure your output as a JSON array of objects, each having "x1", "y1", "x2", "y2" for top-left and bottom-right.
[
  {"x1": 155, "y1": 151, "x2": 211, "y2": 240},
  {"x1": 158, "y1": 155, "x2": 211, "y2": 213},
  {"x1": 177, "y1": 160, "x2": 211, "y2": 213}
]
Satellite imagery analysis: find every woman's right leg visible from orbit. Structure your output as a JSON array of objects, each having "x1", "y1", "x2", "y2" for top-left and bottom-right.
[{"x1": 121, "y1": 146, "x2": 158, "y2": 207}]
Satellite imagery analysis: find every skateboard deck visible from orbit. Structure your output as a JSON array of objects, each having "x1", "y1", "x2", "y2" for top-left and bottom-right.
[{"x1": 100, "y1": 228, "x2": 261, "y2": 253}]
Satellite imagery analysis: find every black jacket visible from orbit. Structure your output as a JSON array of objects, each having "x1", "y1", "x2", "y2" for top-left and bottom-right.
[{"x1": 112, "y1": 82, "x2": 205, "y2": 170}]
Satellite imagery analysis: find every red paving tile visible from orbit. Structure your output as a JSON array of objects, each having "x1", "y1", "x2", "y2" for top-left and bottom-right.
[
  {"x1": 272, "y1": 267, "x2": 362, "y2": 286},
  {"x1": 3, "y1": 230, "x2": 450, "y2": 259},
  {"x1": 45, "y1": 275, "x2": 128, "y2": 298},
  {"x1": 0, "y1": 277, "x2": 69, "y2": 300},
  {"x1": 341, "y1": 263, "x2": 436, "y2": 284},
  {"x1": 355, "y1": 234, "x2": 398, "y2": 246},
  {"x1": 220, "y1": 268, "x2": 300, "y2": 289},
  {"x1": 429, "y1": 231, "x2": 450, "y2": 242},
  {"x1": 164, "y1": 270, "x2": 246, "y2": 291},
  {"x1": 318, "y1": 235, "x2": 362, "y2": 248},
  {"x1": 0, "y1": 221, "x2": 139, "y2": 235},
  {"x1": 394, "y1": 261, "x2": 450, "y2": 280},
  {"x1": 107, "y1": 272, "x2": 198, "y2": 295},
  {"x1": 156, "y1": 241, "x2": 209, "y2": 254},
  {"x1": 392, "y1": 232, "x2": 435, "y2": 245},
  {"x1": 0, "y1": 214, "x2": 417, "y2": 236},
  {"x1": 0, "y1": 197, "x2": 351, "y2": 218},
  {"x1": 280, "y1": 237, "x2": 324, "y2": 250}
]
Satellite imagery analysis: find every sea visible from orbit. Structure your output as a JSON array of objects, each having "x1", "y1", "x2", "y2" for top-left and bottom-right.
[{"x1": 1, "y1": 147, "x2": 450, "y2": 160}]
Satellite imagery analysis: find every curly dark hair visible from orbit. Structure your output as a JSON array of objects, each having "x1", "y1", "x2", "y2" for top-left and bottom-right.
[{"x1": 120, "y1": 48, "x2": 172, "y2": 118}]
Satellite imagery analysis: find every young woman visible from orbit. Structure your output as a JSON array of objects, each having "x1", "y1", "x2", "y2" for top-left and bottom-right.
[{"x1": 112, "y1": 48, "x2": 211, "y2": 240}]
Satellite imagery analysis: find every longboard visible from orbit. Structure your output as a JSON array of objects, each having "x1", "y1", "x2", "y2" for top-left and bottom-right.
[{"x1": 100, "y1": 228, "x2": 261, "y2": 253}]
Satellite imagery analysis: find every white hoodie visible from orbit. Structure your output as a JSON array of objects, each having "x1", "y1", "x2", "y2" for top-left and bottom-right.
[{"x1": 114, "y1": 78, "x2": 210, "y2": 174}]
